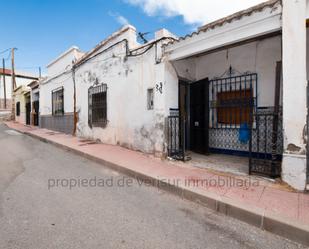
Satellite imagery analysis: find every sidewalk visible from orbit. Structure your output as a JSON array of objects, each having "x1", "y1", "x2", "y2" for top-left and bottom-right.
[{"x1": 4, "y1": 121, "x2": 309, "y2": 245}]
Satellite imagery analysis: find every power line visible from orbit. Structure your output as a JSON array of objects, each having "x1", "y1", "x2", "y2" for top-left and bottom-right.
[
  {"x1": 16, "y1": 66, "x2": 40, "y2": 69},
  {"x1": 0, "y1": 48, "x2": 11, "y2": 55},
  {"x1": 4, "y1": 52, "x2": 11, "y2": 61}
]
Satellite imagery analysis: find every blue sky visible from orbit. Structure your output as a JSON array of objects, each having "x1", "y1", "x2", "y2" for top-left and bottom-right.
[{"x1": 0, "y1": 0, "x2": 265, "y2": 75}]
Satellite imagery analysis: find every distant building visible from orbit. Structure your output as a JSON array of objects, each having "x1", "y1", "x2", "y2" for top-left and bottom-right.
[
  {"x1": 0, "y1": 68, "x2": 38, "y2": 110},
  {"x1": 28, "y1": 80, "x2": 41, "y2": 126},
  {"x1": 13, "y1": 85, "x2": 31, "y2": 125}
]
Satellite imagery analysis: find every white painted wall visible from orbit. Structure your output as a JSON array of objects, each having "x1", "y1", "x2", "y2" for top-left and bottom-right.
[
  {"x1": 170, "y1": 36, "x2": 282, "y2": 110},
  {"x1": 282, "y1": 0, "x2": 308, "y2": 190},
  {"x1": 47, "y1": 46, "x2": 84, "y2": 77},
  {"x1": 40, "y1": 47, "x2": 84, "y2": 116},
  {"x1": 195, "y1": 36, "x2": 282, "y2": 107},
  {"x1": 39, "y1": 25, "x2": 178, "y2": 155},
  {"x1": 75, "y1": 32, "x2": 174, "y2": 155},
  {"x1": 40, "y1": 72, "x2": 74, "y2": 116}
]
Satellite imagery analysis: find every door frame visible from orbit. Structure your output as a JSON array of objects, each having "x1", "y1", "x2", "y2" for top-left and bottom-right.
[
  {"x1": 178, "y1": 80, "x2": 191, "y2": 150},
  {"x1": 178, "y1": 78, "x2": 210, "y2": 154},
  {"x1": 25, "y1": 102, "x2": 31, "y2": 125}
]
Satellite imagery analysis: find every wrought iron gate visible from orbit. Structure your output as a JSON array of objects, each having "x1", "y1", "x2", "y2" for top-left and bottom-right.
[
  {"x1": 167, "y1": 109, "x2": 185, "y2": 160},
  {"x1": 249, "y1": 62, "x2": 283, "y2": 178},
  {"x1": 249, "y1": 108, "x2": 283, "y2": 178}
]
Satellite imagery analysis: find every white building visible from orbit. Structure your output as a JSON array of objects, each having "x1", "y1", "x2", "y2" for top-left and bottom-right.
[
  {"x1": 39, "y1": 0, "x2": 309, "y2": 191},
  {"x1": 40, "y1": 25, "x2": 177, "y2": 156},
  {"x1": 164, "y1": 0, "x2": 309, "y2": 191},
  {"x1": 40, "y1": 46, "x2": 84, "y2": 133},
  {"x1": 74, "y1": 26, "x2": 177, "y2": 156}
]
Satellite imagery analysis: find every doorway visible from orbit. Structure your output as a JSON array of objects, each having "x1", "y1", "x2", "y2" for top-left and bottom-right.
[
  {"x1": 25, "y1": 102, "x2": 31, "y2": 125},
  {"x1": 178, "y1": 78, "x2": 209, "y2": 155},
  {"x1": 190, "y1": 79, "x2": 209, "y2": 154},
  {"x1": 33, "y1": 100, "x2": 39, "y2": 126}
]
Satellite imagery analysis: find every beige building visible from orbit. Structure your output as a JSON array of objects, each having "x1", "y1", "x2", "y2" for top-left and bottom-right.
[{"x1": 13, "y1": 85, "x2": 31, "y2": 125}]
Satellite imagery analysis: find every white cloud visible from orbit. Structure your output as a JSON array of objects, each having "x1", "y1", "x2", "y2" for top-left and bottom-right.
[
  {"x1": 108, "y1": 11, "x2": 130, "y2": 26},
  {"x1": 125, "y1": 0, "x2": 268, "y2": 26},
  {"x1": 117, "y1": 15, "x2": 130, "y2": 26}
]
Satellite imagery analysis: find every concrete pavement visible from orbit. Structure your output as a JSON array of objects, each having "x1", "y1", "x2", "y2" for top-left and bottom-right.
[
  {"x1": 3, "y1": 121, "x2": 309, "y2": 247},
  {"x1": 0, "y1": 123, "x2": 306, "y2": 249}
]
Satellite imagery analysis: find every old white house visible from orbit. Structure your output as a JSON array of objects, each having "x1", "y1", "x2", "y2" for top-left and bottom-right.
[
  {"x1": 74, "y1": 26, "x2": 177, "y2": 156},
  {"x1": 164, "y1": 0, "x2": 309, "y2": 191},
  {"x1": 39, "y1": 0, "x2": 309, "y2": 191},
  {"x1": 40, "y1": 47, "x2": 84, "y2": 133},
  {"x1": 40, "y1": 25, "x2": 177, "y2": 156}
]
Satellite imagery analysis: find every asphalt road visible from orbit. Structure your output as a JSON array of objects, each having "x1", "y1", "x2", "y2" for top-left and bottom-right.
[{"x1": 0, "y1": 123, "x2": 306, "y2": 249}]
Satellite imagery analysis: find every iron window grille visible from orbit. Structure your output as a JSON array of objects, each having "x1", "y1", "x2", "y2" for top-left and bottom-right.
[
  {"x1": 88, "y1": 83, "x2": 107, "y2": 128},
  {"x1": 16, "y1": 102, "x2": 20, "y2": 116},
  {"x1": 209, "y1": 73, "x2": 257, "y2": 129},
  {"x1": 52, "y1": 87, "x2": 64, "y2": 116},
  {"x1": 216, "y1": 89, "x2": 253, "y2": 125}
]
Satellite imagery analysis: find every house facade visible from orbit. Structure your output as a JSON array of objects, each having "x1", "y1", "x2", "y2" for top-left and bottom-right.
[
  {"x1": 39, "y1": 46, "x2": 84, "y2": 133},
  {"x1": 0, "y1": 68, "x2": 37, "y2": 110},
  {"x1": 28, "y1": 80, "x2": 40, "y2": 126},
  {"x1": 40, "y1": 25, "x2": 177, "y2": 156},
  {"x1": 74, "y1": 26, "x2": 177, "y2": 156},
  {"x1": 39, "y1": 0, "x2": 309, "y2": 191},
  {"x1": 13, "y1": 85, "x2": 31, "y2": 125},
  {"x1": 164, "y1": 0, "x2": 309, "y2": 190}
]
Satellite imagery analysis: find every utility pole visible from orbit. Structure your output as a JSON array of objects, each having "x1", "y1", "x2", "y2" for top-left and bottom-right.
[
  {"x1": 11, "y1": 48, "x2": 17, "y2": 120},
  {"x1": 11, "y1": 48, "x2": 17, "y2": 90},
  {"x1": 2, "y1": 59, "x2": 6, "y2": 109}
]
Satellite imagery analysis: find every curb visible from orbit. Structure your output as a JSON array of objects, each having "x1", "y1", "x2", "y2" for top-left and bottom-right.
[{"x1": 7, "y1": 124, "x2": 309, "y2": 246}]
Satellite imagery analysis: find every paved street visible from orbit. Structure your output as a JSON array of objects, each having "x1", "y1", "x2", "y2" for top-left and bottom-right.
[{"x1": 0, "y1": 123, "x2": 305, "y2": 249}]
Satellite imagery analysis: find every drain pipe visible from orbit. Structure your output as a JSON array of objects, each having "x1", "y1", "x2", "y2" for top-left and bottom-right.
[{"x1": 72, "y1": 66, "x2": 77, "y2": 136}]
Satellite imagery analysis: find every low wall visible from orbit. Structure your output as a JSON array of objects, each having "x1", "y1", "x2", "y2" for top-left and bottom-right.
[{"x1": 40, "y1": 113, "x2": 74, "y2": 134}]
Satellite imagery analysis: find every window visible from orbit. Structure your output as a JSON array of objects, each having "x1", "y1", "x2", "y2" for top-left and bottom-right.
[
  {"x1": 88, "y1": 84, "x2": 107, "y2": 128},
  {"x1": 147, "y1": 88, "x2": 154, "y2": 110},
  {"x1": 217, "y1": 89, "x2": 252, "y2": 125},
  {"x1": 16, "y1": 102, "x2": 20, "y2": 116},
  {"x1": 52, "y1": 87, "x2": 64, "y2": 115}
]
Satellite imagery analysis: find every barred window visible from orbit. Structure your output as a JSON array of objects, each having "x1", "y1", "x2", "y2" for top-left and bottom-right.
[
  {"x1": 16, "y1": 102, "x2": 20, "y2": 116},
  {"x1": 217, "y1": 89, "x2": 252, "y2": 125},
  {"x1": 88, "y1": 84, "x2": 107, "y2": 128},
  {"x1": 52, "y1": 87, "x2": 64, "y2": 115}
]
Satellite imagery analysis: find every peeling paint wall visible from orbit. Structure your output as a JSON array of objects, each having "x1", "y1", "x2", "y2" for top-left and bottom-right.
[
  {"x1": 75, "y1": 27, "x2": 178, "y2": 156},
  {"x1": 282, "y1": 0, "x2": 308, "y2": 190}
]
